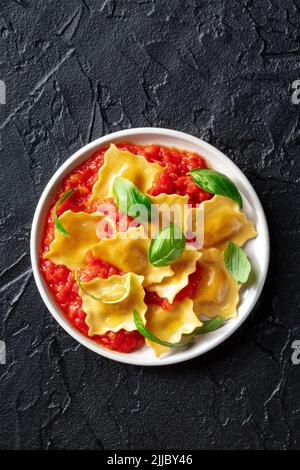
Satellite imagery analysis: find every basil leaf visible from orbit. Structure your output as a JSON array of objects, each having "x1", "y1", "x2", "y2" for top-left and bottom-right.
[
  {"x1": 53, "y1": 188, "x2": 74, "y2": 237},
  {"x1": 192, "y1": 316, "x2": 226, "y2": 335},
  {"x1": 149, "y1": 223, "x2": 186, "y2": 267},
  {"x1": 133, "y1": 310, "x2": 191, "y2": 348},
  {"x1": 224, "y1": 241, "x2": 251, "y2": 283},
  {"x1": 188, "y1": 168, "x2": 243, "y2": 208},
  {"x1": 113, "y1": 176, "x2": 152, "y2": 221}
]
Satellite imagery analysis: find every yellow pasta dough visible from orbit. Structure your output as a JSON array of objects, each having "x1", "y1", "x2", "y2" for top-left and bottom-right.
[
  {"x1": 44, "y1": 210, "x2": 103, "y2": 270},
  {"x1": 147, "y1": 249, "x2": 201, "y2": 303},
  {"x1": 92, "y1": 226, "x2": 173, "y2": 286},
  {"x1": 146, "y1": 193, "x2": 189, "y2": 237},
  {"x1": 88, "y1": 144, "x2": 163, "y2": 204},
  {"x1": 78, "y1": 273, "x2": 147, "y2": 336},
  {"x1": 202, "y1": 195, "x2": 257, "y2": 249},
  {"x1": 145, "y1": 298, "x2": 202, "y2": 356},
  {"x1": 193, "y1": 248, "x2": 241, "y2": 319}
]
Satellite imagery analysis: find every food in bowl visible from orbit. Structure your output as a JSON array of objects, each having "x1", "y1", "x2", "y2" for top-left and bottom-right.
[{"x1": 40, "y1": 142, "x2": 256, "y2": 357}]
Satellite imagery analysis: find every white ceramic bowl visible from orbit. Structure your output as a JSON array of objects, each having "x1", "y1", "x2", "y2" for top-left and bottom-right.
[{"x1": 31, "y1": 128, "x2": 270, "y2": 366}]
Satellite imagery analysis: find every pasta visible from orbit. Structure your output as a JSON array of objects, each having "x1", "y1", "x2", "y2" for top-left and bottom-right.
[
  {"x1": 44, "y1": 211, "x2": 103, "y2": 270},
  {"x1": 89, "y1": 144, "x2": 163, "y2": 205},
  {"x1": 78, "y1": 273, "x2": 147, "y2": 336},
  {"x1": 145, "y1": 299, "x2": 202, "y2": 357},
  {"x1": 41, "y1": 142, "x2": 257, "y2": 357},
  {"x1": 193, "y1": 248, "x2": 241, "y2": 319}
]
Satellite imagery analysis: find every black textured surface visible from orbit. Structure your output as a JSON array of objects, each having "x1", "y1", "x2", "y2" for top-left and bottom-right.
[{"x1": 0, "y1": 0, "x2": 299, "y2": 450}]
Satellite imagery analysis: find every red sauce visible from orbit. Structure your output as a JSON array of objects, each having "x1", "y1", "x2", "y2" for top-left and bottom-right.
[{"x1": 40, "y1": 143, "x2": 212, "y2": 353}]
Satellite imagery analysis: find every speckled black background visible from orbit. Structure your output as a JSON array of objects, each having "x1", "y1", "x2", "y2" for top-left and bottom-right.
[{"x1": 0, "y1": 0, "x2": 300, "y2": 451}]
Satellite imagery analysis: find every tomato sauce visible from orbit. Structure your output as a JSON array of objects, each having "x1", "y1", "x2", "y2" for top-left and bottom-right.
[{"x1": 40, "y1": 143, "x2": 212, "y2": 353}]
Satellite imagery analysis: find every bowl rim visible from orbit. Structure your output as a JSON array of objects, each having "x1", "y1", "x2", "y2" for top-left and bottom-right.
[{"x1": 30, "y1": 127, "x2": 270, "y2": 366}]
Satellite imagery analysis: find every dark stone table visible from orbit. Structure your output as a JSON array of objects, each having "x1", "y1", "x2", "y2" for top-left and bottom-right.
[{"x1": 0, "y1": 0, "x2": 299, "y2": 450}]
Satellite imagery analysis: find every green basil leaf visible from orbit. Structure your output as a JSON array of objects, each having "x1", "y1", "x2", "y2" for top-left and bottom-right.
[
  {"x1": 112, "y1": 176, "x2": 152, "y2": 221},
  {"x1": 188, "y1": 168, "x2": 243, "y2": 208},
  {"x1": 224, "y1": 241, "x2": 251, "y2": 283},
  {"x1": 53, "y1": 188, "x2": 74, "y2": 237},
  {"x1": 192, "y1": 316, "x2": 226, "y2": 335},
  {"x1": 149, "y1": 223, "x2": 186, "y2": 267},
  {"x1": 133, "y1": 310, "x2": 191, "y2": 348}
]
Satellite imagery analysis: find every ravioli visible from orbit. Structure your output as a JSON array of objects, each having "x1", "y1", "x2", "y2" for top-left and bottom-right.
[
  {"x1": 202, "y1": 195, "x2": 257, "y2": 249},
  {"x1": 146, "y1": 193, "x2": 189, "y2": 237},
  {"x1": 78, "y1": 273, "x2": 147, "y2": 336},
  {"x1": 89, "y1": 144, "x2": 163, "y2": 205},
  {"x1": 193, "y1": 248, "x2": 240, "y2": 319},
  {"x1": 147, "y1": 249, "x2": 201, "y2": 303},
  {"x1": 41, "y1": 139, "x2": 258, "y2": 358},
  {"x1": 145, "y1": 298, "x2": 202, "y2": 357},
  {"x1": 44, "y1": 211, "x2": 103, "y2": 270},
  {"x1": 92, "y1": 226, "x2": 173, "y2": 286}
]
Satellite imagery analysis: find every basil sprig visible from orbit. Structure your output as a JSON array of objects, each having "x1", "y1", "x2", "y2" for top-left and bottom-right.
[
  {"x1": 133, "y1": 310, "x2": 191, "y2": 349},
  {"x1": 112, "y1": 176, "x2": 152, "y2": 220},
  {"x1": 149, "y1": 223, "x2": 186, "y2": 267},
  {"x1": 188, "y1": 168, "x2": 243, "y2": 208},
  {"x1": 53, "y1": 188, "x2": 74, "y2": 237},
  {"x1": 192, "y1": 316, "x2": 226, "y2": 335},
  {"x1": 224, "y1": 241, "x2": 251, "y2": 283}
]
